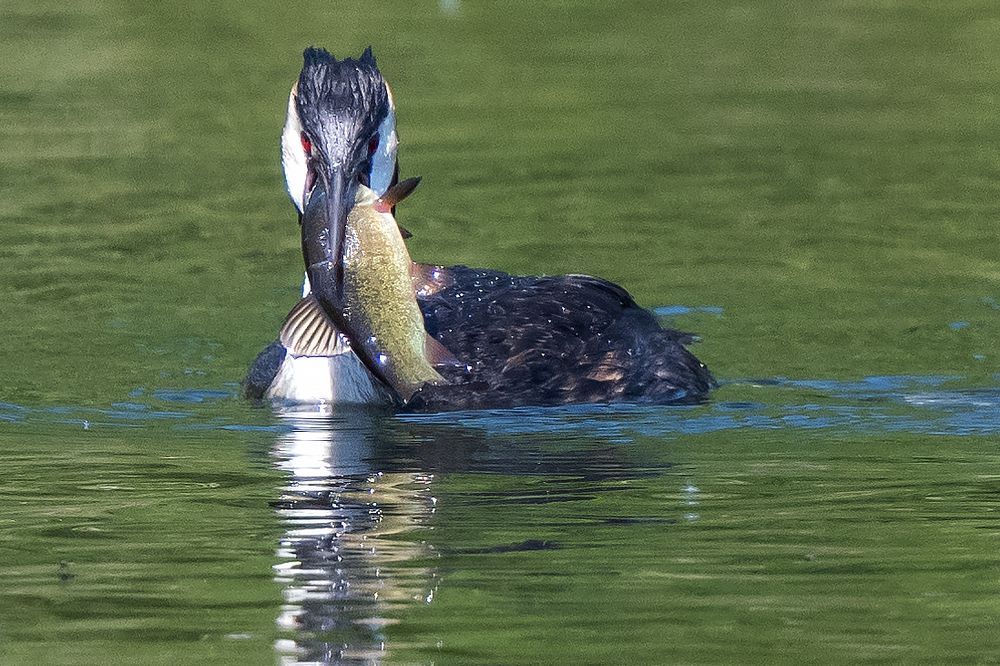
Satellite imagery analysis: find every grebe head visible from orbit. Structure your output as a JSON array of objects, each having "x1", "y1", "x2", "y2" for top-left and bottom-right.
[
  {"x1": 280, "y1": 46, "x2": 399, "y2": 214},
  {"x1": 281, "y1": 47, "x2": 399, "y2": 296}
]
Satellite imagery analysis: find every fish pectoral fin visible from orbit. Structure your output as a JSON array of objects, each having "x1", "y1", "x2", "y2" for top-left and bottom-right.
[
  {"x1": 375, "y1": 176, "x2": 421, "y2": 213},
  {"x1": 424, "y1": 334, "x2": 466, "y2": 372},
  {"x1": 410, "y1": 263, "x2": 454, "y2": 297},
  {"x1": 279, "y1": 294, "x2": 348, "y2": 357}
]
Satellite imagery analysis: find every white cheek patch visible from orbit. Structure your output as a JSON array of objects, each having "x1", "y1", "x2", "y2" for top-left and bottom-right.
[
  {"x1": 370, "y1": 109, "x2": 398, "y2": 196},
  {"x1": 280, "y1": 91, "x2": 308, "y2": 213}
]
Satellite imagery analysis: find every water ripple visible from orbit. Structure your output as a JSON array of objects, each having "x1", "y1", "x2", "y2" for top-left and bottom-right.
[
  {"x1": 404, "y1": 376, "x2": 1000, "y2": 441},
  {"x1": 0, "y1": 375, "x2": 997, "y2": 440}
]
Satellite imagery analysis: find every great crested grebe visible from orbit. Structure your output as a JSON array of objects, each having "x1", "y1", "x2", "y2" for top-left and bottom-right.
[{"x1": 244, "y1": 47, "x2": 715, "y2": 412}]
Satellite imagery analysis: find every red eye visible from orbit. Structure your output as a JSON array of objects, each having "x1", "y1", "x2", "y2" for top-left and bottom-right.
[
  {"x1": 300, "y1": 132, "x2": 312, "y2": 156},
  {"x1": 368, "y1": 134, "x2": 380, "y2": 156}
]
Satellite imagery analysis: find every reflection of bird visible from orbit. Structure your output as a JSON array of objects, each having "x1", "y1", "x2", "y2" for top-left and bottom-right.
[
  {"x1": 271, "y1": 409, "x2": 438, "y2": 663},
  {"x1": 245, "y1": 47, "x2": 715, "y2": 411}
]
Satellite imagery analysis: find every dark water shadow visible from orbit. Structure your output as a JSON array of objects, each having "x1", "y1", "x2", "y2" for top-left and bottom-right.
[
  {"x1": 4, "y1": 375, "x2": 1000, "y2": 662},
  {"x1": 265, "y1": 403, "x2": 671, "y2": 664},
  {"x1": 258, "y1": 375, "x2": 1000, "y2": 662}
]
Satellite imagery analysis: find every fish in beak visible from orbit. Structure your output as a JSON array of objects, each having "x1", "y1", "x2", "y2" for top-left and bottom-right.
[
  {"x1": 277, "y1": 47, "x2": 462, "y2": 402},
  {"x1": 283, "y1": 176, "x2": 460, "y2": 403}
]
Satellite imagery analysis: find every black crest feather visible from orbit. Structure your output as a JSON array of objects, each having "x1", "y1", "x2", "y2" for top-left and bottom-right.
[{"x1": 296, "y1": 47, "x2": 389, "y2": 158}]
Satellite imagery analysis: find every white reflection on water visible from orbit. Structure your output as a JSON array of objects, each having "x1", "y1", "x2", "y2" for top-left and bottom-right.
[{"x1": 270, "y1": 406, "x2": 438, "y2": 665}]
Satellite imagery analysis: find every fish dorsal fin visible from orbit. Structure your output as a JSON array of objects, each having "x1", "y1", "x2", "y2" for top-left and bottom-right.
[
  {"x1": 375, "y1": 176, "x2": 421, "y2": 213},
  {"x1": 424, "y1": 334, "x2": 466, "y2": 370},
  {"x1": 279, "y1": 294, "x2": 349, "y2": 357},
  {"x1": 410, "y1": 263, "x2": 454, "y2": 297}
]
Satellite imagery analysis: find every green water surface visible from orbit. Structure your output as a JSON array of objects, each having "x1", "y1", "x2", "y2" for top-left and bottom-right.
[{"x1": 2, "y1": 1, "x2": 1000, "y2": 663}]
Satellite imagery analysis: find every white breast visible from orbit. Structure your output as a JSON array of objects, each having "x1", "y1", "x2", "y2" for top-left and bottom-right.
[{"x1": 266, "y1": 351, "x2": 393, "y2": 407}]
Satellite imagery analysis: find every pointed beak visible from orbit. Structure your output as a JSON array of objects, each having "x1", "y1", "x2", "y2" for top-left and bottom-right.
[{"x1": 301, "y1": 162, "x2": 352, "y2": 305}]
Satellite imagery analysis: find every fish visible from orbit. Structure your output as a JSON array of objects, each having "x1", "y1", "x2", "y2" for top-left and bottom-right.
[{"x1": 280, "y1": 177, "x2": 460, "y2": 403}]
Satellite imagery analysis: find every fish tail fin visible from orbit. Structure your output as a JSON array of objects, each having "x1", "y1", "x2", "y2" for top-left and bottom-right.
[
  {"x1": 398, "y1": 367, "x2": 446, "y2": 403},
  {"x1": 424, "y1": 334, "x2": 466, "y2": 372},
  {"x1": 397, "y1": 338, "x2": 460, "y2": 404}
]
